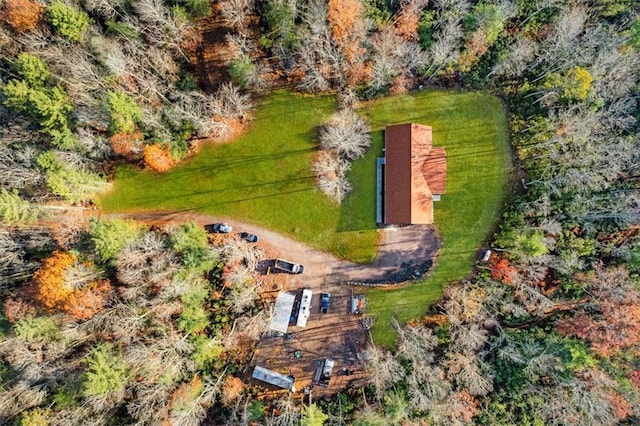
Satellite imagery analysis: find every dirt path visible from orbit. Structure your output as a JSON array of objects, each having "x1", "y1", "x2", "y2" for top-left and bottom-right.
[
  {"x1": 110, "y1": 210, "x2": 440, "y2": 286},
  {"x1": 193, "y1": 2, "x2": 232, "y2": 91}
]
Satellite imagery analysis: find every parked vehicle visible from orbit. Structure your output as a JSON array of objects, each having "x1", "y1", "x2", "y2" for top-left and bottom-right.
[
  {"x1": 204, "y1": 223, "x2": 232, "y2": 233},
  {"x1": 320, "y1": 293, "x2": 330, "y2": 313},
  {"x1": 314, "y1": 358, "x2": 334, "y2": 386},
  {"x1": 239, "y1": 232, "x2": 259, "y2": 243},
  {"x1": 274, "y1": 258, "x2": 305, "y2": 274}
]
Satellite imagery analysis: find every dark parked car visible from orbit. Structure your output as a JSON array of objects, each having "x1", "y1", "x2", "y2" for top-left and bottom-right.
[
  {"x1": 239, "y1": 232, "x2": 258, "y2": 243},
  {"x1": 204, "y1": 223, "x2": 232, "y2": 233},
  {"x1": 320, "y1": 292, "x2": 330, "y2": 313}
]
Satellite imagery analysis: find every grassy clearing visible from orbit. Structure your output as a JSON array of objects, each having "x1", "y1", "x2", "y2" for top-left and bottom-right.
[
  {"x1": 101, "y1": 89, "x2": 511, "y2": 347},
  {"x1": 99, "y1": 92, "x2": 379, "y2": 263},
  {"x1": 361, "y1": 90, "x2": 511, "y2": 347}
]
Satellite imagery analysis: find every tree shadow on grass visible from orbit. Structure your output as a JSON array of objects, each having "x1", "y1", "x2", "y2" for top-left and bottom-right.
[{"x1": 336, "y1": 131, "x2": 383, "y2": 232}]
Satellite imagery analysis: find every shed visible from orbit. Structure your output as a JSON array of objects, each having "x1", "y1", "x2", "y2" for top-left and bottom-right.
[{"x1": 269, "y1": 292, "x2": 295, "y2": 333}]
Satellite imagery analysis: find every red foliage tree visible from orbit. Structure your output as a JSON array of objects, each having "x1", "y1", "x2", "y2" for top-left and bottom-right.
[
  {"x1": 143, "y1": 143, "x2": 175, "y2": 173},
  {"x1": 489, "y1": 256, "x2": 517, "y2": 284},
  {"x1": 557, "y1": 266, "x2": 640, "y2": 357},
  {"x1": 2, "y1": 0, "x2": 45, "y2": 33},
  {"x1": 3, "y1": 297, "x2": 36, "y2": 323},
  {"x1": 110, "y1": 131, "x2": 143, "y2": 158}
]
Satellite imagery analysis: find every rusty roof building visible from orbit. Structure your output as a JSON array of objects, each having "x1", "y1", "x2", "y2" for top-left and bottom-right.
[{"x1": 380, "y1": 123, "x2": 447, "y2": 225}]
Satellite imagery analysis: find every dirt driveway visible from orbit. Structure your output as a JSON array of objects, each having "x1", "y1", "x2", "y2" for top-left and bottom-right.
[
  {"x1": 113, "y1": 210, "x2": 440, "y2": 396},
  {"x1": 119, "y1": 211, "x2": 440, "y2": 286}
]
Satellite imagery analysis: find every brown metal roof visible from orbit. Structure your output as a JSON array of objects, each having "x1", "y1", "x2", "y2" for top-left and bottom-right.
[
  {"x1": 424, "y1": 148, "x2": 447, "y2": 195},
  {"x1": 384, "y1": 124, "x2": 413, "y2": 225},
  {"x1": 383, "y1": 123, "x2": 447, "y2": 225}
]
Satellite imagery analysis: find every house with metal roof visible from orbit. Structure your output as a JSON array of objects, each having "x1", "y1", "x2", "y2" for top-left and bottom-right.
[{"x1": 377, "y1": 123, "x2": 447, "y2": 225}]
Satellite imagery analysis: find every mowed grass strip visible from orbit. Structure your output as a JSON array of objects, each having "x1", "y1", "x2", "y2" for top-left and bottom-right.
[
  {"x1": 99, "y1": 91, "x2": 379, "y2": 263},
  {"x1": 361, "y1": 90, "x2": 511, "y2": 347}
]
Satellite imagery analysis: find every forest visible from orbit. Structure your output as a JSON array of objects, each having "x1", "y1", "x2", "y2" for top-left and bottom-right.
[{"x1": 0, "y1": 0, "x2": 639, "y2": 424}]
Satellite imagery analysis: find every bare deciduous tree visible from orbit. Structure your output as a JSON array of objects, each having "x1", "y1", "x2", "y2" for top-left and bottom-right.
[
  {"x1": 0, "y1": 144, "x2": 44, "y2": 191},
  {"x1": 364, "y1": 345, "x2": 404, "y2": 402},
  {"x1": 265, "y1": 395, "x2": 300, "y2": 426},
  {"x1": 312, "y1": 149, "x2": 352, "y2": 203},
  {"x1": 319, "y1": 109, "x2": 370, "y2": 160},
  {"x1": 220, "y1": 0, "x2": 254, "y2": 30},
  {"x1": 84, "y1": 0, "x2": 127, "y2": 20},
  {"x1": 116, "y1": 231, "x2": 178, "y2": 299},
  {"x1": 0, "y1": 381, "x2": 48, "y2": 418},
  {"x1": 445, "y1": 351, "x2": 494, "y2": 396},
  {"x1": 226, "y1": 266, "x2": 259, "y2": 314},
  {"x1": 491, "y1": 37, "x2": 537, "y2": 78}
]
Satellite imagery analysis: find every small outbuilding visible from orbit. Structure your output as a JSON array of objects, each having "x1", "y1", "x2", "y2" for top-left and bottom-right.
[
  {"x1": 269, "y1": 292, "x2": 295, "y2": 334},
  {"x1": 252, "y1": 365, "x2": 295, "y2": 391},
  {"x1": 378, "y1": 123, "x2": 447, "y2": 225}
]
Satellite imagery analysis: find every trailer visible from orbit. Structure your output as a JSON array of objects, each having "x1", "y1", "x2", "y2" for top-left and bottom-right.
[
  {"x1": 252, "y1": 366, "x2": 295, "y2": 391},
  {"x1": 296, "y1": 289, "x2": 312, "y2": 327}
]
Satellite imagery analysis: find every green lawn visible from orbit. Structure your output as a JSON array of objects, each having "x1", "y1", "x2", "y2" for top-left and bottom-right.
[
  {"x1": 100, "y1": 92, "x2": 379, "y2": 263},
  {"x1": 101, "y1": 89, "x2": 511, "y2": 347},
  {"x1": 361, "y1": 90, "x2": 511, "y2": 347}
]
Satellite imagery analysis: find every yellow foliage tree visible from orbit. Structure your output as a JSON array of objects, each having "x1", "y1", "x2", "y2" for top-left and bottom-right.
[{"x1": 545, "y1": 66, "x2": 593, "y2": 102}]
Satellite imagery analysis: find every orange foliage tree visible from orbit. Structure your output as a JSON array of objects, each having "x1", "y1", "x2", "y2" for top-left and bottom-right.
[
  {"x1": 30, "y1": 251, "x2": 111, "y2": 321},
  {"x1": 143, "y1": 143, "x2": 175, "y2": 173},
  {"x1": 627, "y1": 370, "x2": 640, "y2": 388},
  {"x1": 394, "y1": 0, "x2": 425, "y2": 41},
  {"x1": 170, "y1": 375, "x2": 203, "y2": 411},
  {"x1": 2, "y1": 0, "x2": 45, "y2": 33},
  {"x1": 449, "y1": 390, "x2": 479, "y2": 424},
  {"x1": 328, "y1": 0, "x2": 366, "y2": 64},
  {"x1": 31, "y1": 251, "x2": 76, "y2": 310},
  {"x1": 221, "y1": 376, "x2": 244, "y2": 407},
  {"x1": 557, "y1": 266, "x2": 640, "y2": 357}
]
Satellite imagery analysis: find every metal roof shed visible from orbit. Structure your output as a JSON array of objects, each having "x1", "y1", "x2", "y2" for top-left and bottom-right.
[
  {"x1": 252, "y1": 366, "x2": 295, "y2": 391},
  {"x1": 269, "y1": 292, "x2": 295, "y2": 333}
]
